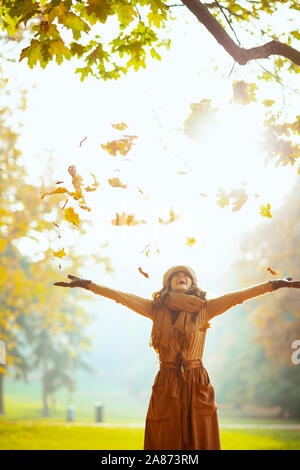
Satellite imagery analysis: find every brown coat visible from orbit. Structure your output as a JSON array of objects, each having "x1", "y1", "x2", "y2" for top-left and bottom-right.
[{"x1": 89, "y1": 280, "x2": 273, "y2": 450}]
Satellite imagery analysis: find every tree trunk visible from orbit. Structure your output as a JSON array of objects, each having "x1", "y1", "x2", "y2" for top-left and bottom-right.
[
  {"x1": 0, "y1": 372, "x2": 5, "y2": 415},
  {"x1": 42, "y1": 379, "x2": 49, "y2": 417},
  {"x1": 42, "y1": 355, "x2": 49, "y2": 417}
]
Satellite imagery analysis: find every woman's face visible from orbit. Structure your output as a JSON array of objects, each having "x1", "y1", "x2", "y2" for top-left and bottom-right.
[{"x1": 169, "y1": 271, "x2": 193, "y2": 292}]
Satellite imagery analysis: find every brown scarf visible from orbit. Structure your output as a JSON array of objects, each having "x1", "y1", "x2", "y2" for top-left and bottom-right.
[{"x1": 150, "y1": 290, "x2": 210, "y2": 356}]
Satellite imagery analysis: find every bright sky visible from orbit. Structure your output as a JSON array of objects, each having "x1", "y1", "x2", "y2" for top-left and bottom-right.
[{"x1": 8, "y1": 6, "x2": 300, "y2": 299}]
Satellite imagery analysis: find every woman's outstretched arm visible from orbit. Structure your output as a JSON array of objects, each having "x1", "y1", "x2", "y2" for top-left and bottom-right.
[
  {"x1": 206, "y1": 276, "x2": 300, "y2": 320},
  {"x1": 88, "y1": 281, "x2": 153, "y2": 319},
  {"x1": 207, "y1": 281, "x2": 273, "y2": 320},
  {"x1": 54, "y1": 275, "x2": 154, "y2": 320}
]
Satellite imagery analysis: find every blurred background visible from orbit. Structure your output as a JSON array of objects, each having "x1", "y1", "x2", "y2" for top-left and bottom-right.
[{"x1": 0, "y1": 0, "x2": 299, "y2": 450}]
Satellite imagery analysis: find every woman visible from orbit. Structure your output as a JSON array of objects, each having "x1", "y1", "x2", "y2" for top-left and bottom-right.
[{"x1": 54, "y1": 265, "x2": 300, "y2": 450}]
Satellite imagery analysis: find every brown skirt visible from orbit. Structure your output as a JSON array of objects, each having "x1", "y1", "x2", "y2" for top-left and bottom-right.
[{"x1": 144, "y1": 361, "x2": 221, "y2": 450}]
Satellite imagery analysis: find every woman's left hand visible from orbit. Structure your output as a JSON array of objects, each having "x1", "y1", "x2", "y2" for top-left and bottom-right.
[{"x1": 270, "y1": 277, "x2": 300, "y2": 290}]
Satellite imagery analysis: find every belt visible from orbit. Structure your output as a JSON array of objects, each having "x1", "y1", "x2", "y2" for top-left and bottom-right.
[{"x1": 160, "y1": 358, "x2": 203, "y2": 377}]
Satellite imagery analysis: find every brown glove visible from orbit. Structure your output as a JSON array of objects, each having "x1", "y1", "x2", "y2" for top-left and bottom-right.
[
  {"x1": 270, "y1": 277, "x2": 300, "y2": 290},
  {"x1": 54, "y1": 274, "x2": 92, "y2": 289}
]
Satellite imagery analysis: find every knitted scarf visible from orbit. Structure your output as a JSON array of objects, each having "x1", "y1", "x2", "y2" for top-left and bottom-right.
[{"x1": 150, "y1": 290, "x2": 209, "y2": 356}]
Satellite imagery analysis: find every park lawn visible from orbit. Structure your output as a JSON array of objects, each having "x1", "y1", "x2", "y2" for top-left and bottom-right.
[{"x1": 0, "y1": 421, "x2": 300, "y2": 450}]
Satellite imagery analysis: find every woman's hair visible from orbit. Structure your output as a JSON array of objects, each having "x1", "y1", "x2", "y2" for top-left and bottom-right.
[{"x1": 152, "y1": 277, "x2": 207, "y2": 310}]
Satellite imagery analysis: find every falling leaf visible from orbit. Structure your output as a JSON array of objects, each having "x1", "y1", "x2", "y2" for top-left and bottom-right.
[
  {"x1": 101, "y1": 135, "x2": 138, "y2": 157},
  {"x1": 232, "y1": 81, "x2": 258, "y2": 105},
  {"x1": 199, "y1": 192, "x2": 208, "y2": 197},
  {"x1": 53, "y1": 248, "x2": 66, "y2": 258},
  {"x1": 141, "y1": 243, "x2": 159, "y2": 257},
  {"x1": 111, "y1": 122, "x2": 128, "y2": 131},
  {"x1": 262, "y1": 99, "x2": 275, "y2": 107},
  {"x1": 52, "y1": 222, "x2": 60, "y2": 228},
  {"x1": 260, "y1": 203, "x2": 272, "y2": 218},
  {"x1": 108, "y1": 177, "x2": 127, "y2": 188},
  {"x1": 64, "y1": 207, "x2": 80, "y2": 226},
  {"x1": 138, "y1": 267, "x2": 149, "y2": 278},
  {"x1": 68, "y1": 165, "x2": 77, "y2": 177},
  {"x1": 41, "y1": 187, "x2": 70, "y2": 199},
  {"x1": 111, "y1": 212, "x2": 146, "y2": 226},
  {"x1": 178, "y1": 171, "x2": 187, "y2": 175},
  {"x1": 85, "y1": 173, "x2": 99, "y2": 192},
  {"x1": 79, "y1": 136, "x2": 87, "y2": 147},
  {"x1": 79, "y1": 205, "x2": 91, "y2": 211},
  {"x1": 267, "y1": 267, "x2": 277, "y2": 276},
  {"x1": 158, "y1": 208, "x2": 180, "y2": 224},
  {"x1": 186, "y1": 237, "x2": 196, "y2": 247},
  {"x1": 56, "y1": 181, "x2": 64, "y2": 184},
  {"x1": 217, "y1": 189, "x2": 230, "y2": 208},
  {"x1": 229, "y1": 188, "x2": 248, "y2": 212},
  {"x1": 253, "y1": 193, "x2": 260, "y2": 198}
]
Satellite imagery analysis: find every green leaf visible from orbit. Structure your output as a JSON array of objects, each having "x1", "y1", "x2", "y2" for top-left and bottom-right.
[
  {"x1": 86, "y1": 0, "x2": 112, "y2": 24},
  {"x1": 58, "y1": 12, "x2": 90, "y2": 40}
]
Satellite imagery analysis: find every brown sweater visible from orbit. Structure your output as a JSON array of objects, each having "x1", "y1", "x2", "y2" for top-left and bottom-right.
[{"x1": 88, "y1": 280, "x2": 273, "y2": 360}]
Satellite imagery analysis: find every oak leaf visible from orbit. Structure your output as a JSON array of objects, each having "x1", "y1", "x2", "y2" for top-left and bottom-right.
[
  {"x1": 186, "y1": 237, "x2": 196, "y2": 247},
  {"x1": 108, "y1": 177, "x2": 127, "y2": 188},
  {"x1": 158, "y1": 208, "x2": 180, "y2": 224},
  {"x1": 260, "y1": 203, "x2": 272, "y2": 218},
  {"x1": 64, "y1": 207, "x2": 80, "y2": 226},
  {"x1": 53, "y1": 248, "x2": 66, "y2": 258},
  {"x1": 111, "y1": 122, "x2": 128, "y2": 131}
]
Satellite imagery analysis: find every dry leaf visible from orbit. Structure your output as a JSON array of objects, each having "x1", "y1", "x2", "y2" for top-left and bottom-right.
[
  {"x1": 158, "y1": 208, "x2": 180, "y2": 225},
  {"x1": 41, "y1": 187, "x2": 69, "y2": 199},
  {"x1": 186, "y1": 237, "x2": 196, "y2": 247},
  {"x1": 53, "y1": 248, "x2": 66, "y2": 258},
  {"x1": 260, "y1": 203, "x2": 272, "y2": 218},
  {"x1": 108, "y1": 177, "x2": 127, "y2": 189},
  {"x1": 138, "y1": 267, "x2": 149, "y2": 278},
  {"x1": 64, "y1": 207, "x2": 80, "y2": 226},
  {"x1": 111, "y1": 122, "x2": 128, "y2": 131}
]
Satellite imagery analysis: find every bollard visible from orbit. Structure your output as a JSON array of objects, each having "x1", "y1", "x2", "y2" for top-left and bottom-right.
[
  {"x1": 67, "y1": 405, "x2": 75, "y2": 422},
  {"x1": 95, "y1": 403, "x2": 103, "y2": 423}
]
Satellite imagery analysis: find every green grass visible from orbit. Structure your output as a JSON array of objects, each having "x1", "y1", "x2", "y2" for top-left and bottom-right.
[{"x1": 0, "y1": 421, "x2": 299, "y2": 450}]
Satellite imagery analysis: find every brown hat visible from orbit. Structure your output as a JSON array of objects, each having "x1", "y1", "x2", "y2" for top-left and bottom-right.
[{"x1": 163, "y1": 265, "x2": 198, "y2": 287}]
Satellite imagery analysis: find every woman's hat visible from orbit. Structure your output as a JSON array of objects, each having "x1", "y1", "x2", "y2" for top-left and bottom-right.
[{"x1": 163, "y1": 265, "x2": 198, "y2": 287}]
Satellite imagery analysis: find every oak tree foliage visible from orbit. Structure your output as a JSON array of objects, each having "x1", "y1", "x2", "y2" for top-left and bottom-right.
[{"x1": 0, "y1": 0, "x2": 299, "y2": 81}]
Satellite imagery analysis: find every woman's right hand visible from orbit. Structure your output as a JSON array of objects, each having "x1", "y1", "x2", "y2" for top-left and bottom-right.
[{"x1": 54, "y1": 274, "x2": 91, "y2": 289}]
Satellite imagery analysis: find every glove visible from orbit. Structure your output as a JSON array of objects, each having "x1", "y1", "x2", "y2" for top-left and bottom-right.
[
  {"x1": 270, "y1": 277, "x2": 300, "y2": 290},
  {"x1": 54, "y1": 274, "x2": 92, "y2": 289}
]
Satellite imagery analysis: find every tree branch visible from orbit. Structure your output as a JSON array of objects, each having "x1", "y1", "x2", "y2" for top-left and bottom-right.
[{"x1": 181, "y1": 0, "x2": 300, "y2": 66}]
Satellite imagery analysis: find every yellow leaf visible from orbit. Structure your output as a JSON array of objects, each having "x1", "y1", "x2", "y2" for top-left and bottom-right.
[
  {"x1": 217, "y1": 189, "x2": 230, "y2": 208},
  {"x1": 79, "y1": 205, "x2": 91, "y2": 211},
  {"x1": 262, "y1": 99, "x2": 275, "y2": 107},
  {"x1": 158, "y1": 208, "x2": 180, "y2": 224},
  {"x1": 111, "y1": 122, "x2": 128, "y2": 131},
  {"x1": 64, "y1": 207, "x2": 80, "y2": 226},
  {"x1": 108, "y1": 177, "x2": 127, "y2": 188},
  {"x1": 41, "y1": 187, "x2": 69, "y2": 199},
  {"x1": 260, "y1": 203, "x2": 272, "y2": 218},
  {"x1": 186, "y1": 237, "x2": 196, "y2": 247},
  {"x1": 53, "y1": 248, "x2": 66, "y2": 258}
]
